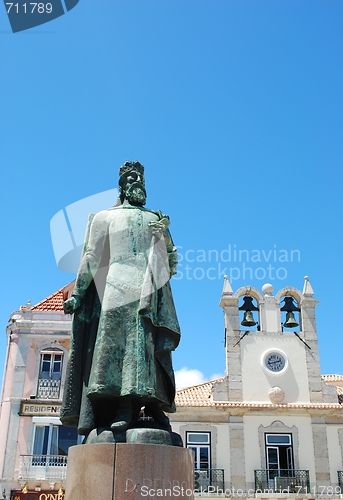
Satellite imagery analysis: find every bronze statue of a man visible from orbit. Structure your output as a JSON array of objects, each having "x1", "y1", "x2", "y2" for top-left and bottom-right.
[{"x1": 60, "y1": 161, "x2": 180, "y2": 441}]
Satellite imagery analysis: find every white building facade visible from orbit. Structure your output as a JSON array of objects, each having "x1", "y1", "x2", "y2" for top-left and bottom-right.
[
  {"x1": 0, "y1": 283, "x2": 76, "y2": 500},
  {"x1": 171, "y1": 277, "x2": 343, "y2": 498}
]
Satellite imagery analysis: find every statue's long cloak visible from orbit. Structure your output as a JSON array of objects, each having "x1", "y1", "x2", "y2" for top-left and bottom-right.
[{"x1": 60, "y1": 206, "x2": 180, "y2": 433}]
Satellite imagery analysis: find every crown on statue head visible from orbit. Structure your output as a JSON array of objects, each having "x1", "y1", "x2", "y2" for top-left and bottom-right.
[{"x1": 119, "y1": 160, "x2": 144, "y2": 179}]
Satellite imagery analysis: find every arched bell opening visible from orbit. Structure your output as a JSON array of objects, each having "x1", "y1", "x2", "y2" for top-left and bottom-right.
[
  {"x1": 238, "y1": 295, "x2": 260, "y2": 332},
  {"x1": 280, "y1": 296, "x2": 301, "y2": 332}
]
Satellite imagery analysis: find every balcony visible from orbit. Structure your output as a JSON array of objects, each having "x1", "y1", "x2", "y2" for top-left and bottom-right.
[
  {"x1": 194, "y1": 469, "x2": 224, "y2": 493},
  {"x1": 19, "y1": 455, "x2": 67, "y2": 482},
  {"x1": 37, "y1": 379, "x2": 61, "y2": 399},
  {"x1": 338, "y1": 471, "x2": 343, "y2": 493},
  {"x1": 254, "y1": 470, "x2": 310, "y2": 494}
]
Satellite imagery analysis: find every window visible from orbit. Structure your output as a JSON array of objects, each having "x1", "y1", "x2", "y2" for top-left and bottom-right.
[
  {"x1": 265, "y1": 434, "x2": 294, "y2": 478},
  {"x1": 37, "y1": 349, "x2": 63, "y2": 399},
  {"x1": 33, "y1": 424, "x2": 78, "y2": 456},
  {"x1": 186, "y1": 432, "x2": 211, "y2": 469}
]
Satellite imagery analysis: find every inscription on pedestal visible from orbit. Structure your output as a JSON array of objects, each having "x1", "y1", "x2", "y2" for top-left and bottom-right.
[
  {"x1": 65, "y1": 443, "x2": 194, "y2": 500},
  {"x1": 124, "y1": 478, "x2": 193, "y2": 497}
]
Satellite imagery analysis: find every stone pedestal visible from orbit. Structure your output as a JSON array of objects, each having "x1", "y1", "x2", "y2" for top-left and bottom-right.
[{"x1": 65, "y1": 443, "x2": 194, "y2": 500}]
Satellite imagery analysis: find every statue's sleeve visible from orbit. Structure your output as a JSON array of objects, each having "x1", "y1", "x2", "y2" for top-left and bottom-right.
[
  {"x1": 156, "y1": 210, "x2": 178, "y2": 277},
  {"x1": 72, "y1": 211, "x2": 108, "y2": 300},
  {"x1": 164, "y1": 228, "x2": 178, "y2": 277}
]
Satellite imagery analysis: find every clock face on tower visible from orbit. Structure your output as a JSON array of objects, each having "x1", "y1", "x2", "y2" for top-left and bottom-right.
[
  {"x1": 261, "y1": 349, "x2": 288, "y2": 376},
  {"x1": 266, "y1": 353, "x2": 286, "y2": 372}
]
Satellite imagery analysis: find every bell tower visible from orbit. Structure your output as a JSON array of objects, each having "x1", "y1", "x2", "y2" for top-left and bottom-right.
[{"x1": 213, "y1": 276, "x2": 337, "y2": 404}]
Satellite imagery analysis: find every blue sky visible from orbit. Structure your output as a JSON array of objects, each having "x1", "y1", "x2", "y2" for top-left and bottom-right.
[{"x1": 0, "y1": 0, "x2": 342, "y2": 389}]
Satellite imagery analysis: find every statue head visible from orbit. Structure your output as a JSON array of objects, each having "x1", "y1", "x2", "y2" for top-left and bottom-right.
[{"x1": 118, "y1": 160, "x2": 146, "y2": 206}]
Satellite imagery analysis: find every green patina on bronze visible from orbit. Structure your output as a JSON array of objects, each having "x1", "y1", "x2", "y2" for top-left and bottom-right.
[{"x1": 60, "y1": 161, "x2": 181, "y2": 444}]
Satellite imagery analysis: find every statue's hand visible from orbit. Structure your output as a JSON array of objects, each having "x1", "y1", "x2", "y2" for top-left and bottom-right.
[
  {"x1": 64, "y1": 296, "x2": 82, "y2": 315},
  {"x1": 149, "y1": 218, "x2": 170, "y2": 235}
]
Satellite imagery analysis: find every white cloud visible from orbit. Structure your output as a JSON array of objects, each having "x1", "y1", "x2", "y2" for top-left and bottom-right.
[
  {"x1": 175, "y1": 368, "x2": 225, "y2": 390},
  {"x1": 175, "y1": 367, "x2": 206, "y2": 390}
]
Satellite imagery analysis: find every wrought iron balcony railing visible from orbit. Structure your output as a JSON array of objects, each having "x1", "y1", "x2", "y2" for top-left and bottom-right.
[
  {"x1": 254, "y1": 469, "x2": 310, "y2": 494},
  {"x1": 194, "y1": 469, "x2": 224, "y2": 492},
  {"x1": 19, "y1": 455, "x2": 67, "y2": 481},
  {"x1": 338, "y1": 471, "x2": 343, "y2": 493},
  {"x1": 37, "y1": 378, "x2": 61, "y2": 399}
]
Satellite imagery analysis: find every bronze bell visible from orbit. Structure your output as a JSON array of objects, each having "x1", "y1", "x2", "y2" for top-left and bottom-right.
[
  {"x1": 241, "y1": 310, "x2": 257, "y2": 327},
  {"x1": 283, "y1": 311, "x2": 299, "y2": 328}
]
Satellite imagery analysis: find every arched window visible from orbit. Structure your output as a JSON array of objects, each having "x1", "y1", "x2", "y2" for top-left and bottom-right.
[
  {"x1": 280, "y1": 296, "x2": 300, "y2": 331},
  {"x1": 238, "y1": 295, "x2": 260, "y2": 331}
]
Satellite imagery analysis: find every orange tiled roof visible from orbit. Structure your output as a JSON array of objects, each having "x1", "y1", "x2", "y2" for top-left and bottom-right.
[
  {"x1": 31, "y1": 282, "x2": 75, "y2": 311},
  {"x1": 176, "y1": 378, "x2": 343, "y2": 408},
  {"x1": 175, "y1": 379, "x2": 221, "y2": 406}
]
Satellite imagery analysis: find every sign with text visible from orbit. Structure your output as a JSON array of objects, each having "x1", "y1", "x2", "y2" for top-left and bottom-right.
[
  {"x1": 20, "y1": 401, "x2": 61, "y2": 416},
  {"x1": 12, "y1": 491, "x2": 64, "y2": 500}
]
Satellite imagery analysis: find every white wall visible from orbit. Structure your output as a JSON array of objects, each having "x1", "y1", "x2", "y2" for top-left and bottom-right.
[
  {"x1": 243, "y1": 415, "x2": 316, "y2": 486},
  {"x1": 241, "y1": 333, "x2": 310, "y2": 403},
  {"x1": 215, "y1": 423, "x2": 230, "y2": 483},
  {"x1": 327, "y1": 425, "x2": 343, "y2": 485}
]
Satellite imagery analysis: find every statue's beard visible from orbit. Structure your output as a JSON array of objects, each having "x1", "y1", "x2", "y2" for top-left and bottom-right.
[{"x1": 125, "y1": 183, "x2": 147, "y2": 205}]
